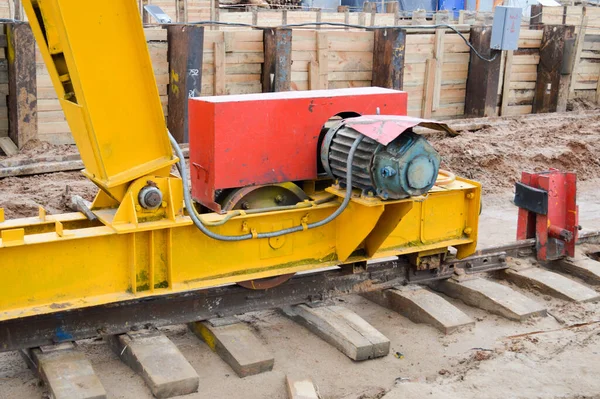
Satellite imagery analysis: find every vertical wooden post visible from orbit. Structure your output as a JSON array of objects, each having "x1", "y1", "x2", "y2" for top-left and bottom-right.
[
  {"x1": 13, "y1": 0, "x2": 21, "y2": 20},
  {"x1": 337, "y1": 6, "x2": 350, "y2": 30},
  {"x1": 316, "y1": 9, "x2": 322, "y2": 30},
  {"x1": 358, "y1": 12, "x2": 366, "y2": 27},
  {"x1": 309, "y1": 32, "x2": 329, "y2": 90},
  {"x1": 421, "y1": 59, "x2": 435, "y2": 118},
  {"x1": 214, "y1": 41, "x2": 225, "y2": 95},
  {"x1": 533, "y1": 25, "x2": 574, "y2": 113},
  {"x1": 393, "y1": 4, "x2": 400, "y2": 25},
  {"x1": 262, "y1": 28, "x2": 292, "y2": 93},
  {"x1": 431, "y1": 27, "x2": 445, "y2": 111},
  {"x1": 464, "y1": 26, "x2": 502, "y2": 117},
  {"x1": 251, "y1": 6, "x2": 258, "y2": 26},
  {"x1": 569, "y1": 14, "x2": 587, "y2": 98},
  {"x1": 372, "y1": 28, "x2": 406, "y2": 90},
  {"x1": 412, "y1": 9, "x2": 426, "y2": 25},
  {"x1": 167, "y1": 25, "x2": 204, "y2": 143},
  {"x1": 179, "y1": 0, "x2": 188, "y2": 23},
  {"x1": 370, "y1": 3, "x2": 376, "y2": 26},
  {"x1": 500, "y1": 50, "x2": 513, "y2": 116},
  {"x1": 316, "y1": 32, "x2": 328, "y2": 89},
  {"x1": 7, "y1": 23, "x2": 36, "y2": 148},
  {"x1": 142, "y1": 0, "x2": 150, "y2": 24}
]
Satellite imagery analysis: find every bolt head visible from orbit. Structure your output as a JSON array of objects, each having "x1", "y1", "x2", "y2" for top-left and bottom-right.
[{"x1": 138, "y1": 186, "x2": 163, "y2": 210}]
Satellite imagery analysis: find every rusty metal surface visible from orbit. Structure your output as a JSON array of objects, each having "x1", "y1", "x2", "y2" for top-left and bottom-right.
[
  {"x1": 237, "y1": 273, "x2": 296, "y2": 290},
  {"x1": 341, "y1": 116, "x2": 458, "y2": 145},
  {"x1": 167, "y1": 25, "x2": 204, "y2": 143}
]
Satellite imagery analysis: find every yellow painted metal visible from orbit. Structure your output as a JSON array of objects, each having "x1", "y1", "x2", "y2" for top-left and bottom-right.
[
  {"x1": 5, "y1": 0, "x2": 483, "y2": 328},
  {"x1": 23, "y1": 0, "x2": 176, "y2": 200},
  {"x1": 0, "y1": 179, "x2": 480, "y2": 322}
]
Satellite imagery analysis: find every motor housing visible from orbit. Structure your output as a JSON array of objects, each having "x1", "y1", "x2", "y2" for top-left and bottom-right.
[{"x1": 321, "y1": 118, "x2": 441, "y2": 199}]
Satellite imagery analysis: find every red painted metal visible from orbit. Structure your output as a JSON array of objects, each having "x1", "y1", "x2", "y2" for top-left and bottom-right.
[
  {"x1": 341, "y1": 115, "x2": 457, "y2": 145},
  {"x1": 188, "y1": 88, "x2": 408, "y2": 212},
  {"x1": 516, "y1": 169, "x2": 579, "y2": 261}
]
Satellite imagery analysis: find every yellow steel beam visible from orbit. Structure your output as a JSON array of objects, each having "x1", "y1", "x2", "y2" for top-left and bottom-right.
[
  {"x1": 0, "y1": 178, "x2": 480, "y2": 322},
  {"x1": 23, "y1": 0, "x2": 176, "y2": 200}
]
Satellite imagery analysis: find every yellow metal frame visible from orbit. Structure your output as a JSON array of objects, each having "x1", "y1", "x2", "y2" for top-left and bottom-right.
[
  {"x1": 0, "y1": 1, "x2": 482, "y2": 325},
  {"x1": 24, "y1": 0, "x2": 176, "y2": 201},
  {"x1": 0, "y1": 177, "x2": 480, "y2": 322}
]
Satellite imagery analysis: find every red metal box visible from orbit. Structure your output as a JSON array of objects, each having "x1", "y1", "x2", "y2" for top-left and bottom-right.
[{"x1": 188, "y1": 87, "x2": 408, "y2": 212}]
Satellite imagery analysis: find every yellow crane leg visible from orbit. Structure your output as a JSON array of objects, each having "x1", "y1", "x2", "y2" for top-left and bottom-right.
[{"x1": 0, "y1": 178, "x2": 480, "y2": 323}]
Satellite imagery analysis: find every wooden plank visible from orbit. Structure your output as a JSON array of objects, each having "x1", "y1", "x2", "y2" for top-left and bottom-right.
[
  {"x1": 308, "y1": 60, "x2": 318, "y2": 90},
  {"x1": 107, "y1": 332, "x2": 199, "y2": 398},
  {"x1": 533, "y1": 25, "x2": 574, "y2": 113},
  {"x1": 432, "y1": 278, "x2": 546, "y2": 321},
  {"x1": 0, "y1": 136, "x2": 18, "y2": 156},
  {"x1": 371, "y1": 28, "x2": 405, "y2": 90},
  {"x1": 363, "y1": 287, "x2": 475, "y2": 334},
  {"x1": 510, "y1": 81, "x2": 536, "y2": 90},
  {"x1": 190, "y1": 320, "x2": 274, "y2": 377},
  {"x1": 464, "y1": 26, "x2": 502, "y2": 117},
  {"x1": 213, "y1": 40, "x2": 225, "y2": 95},
  {"x1": 282, "y1": 304, "x2": 390, "y2": 361},
  {"x1": 553, "y1": 249, "x2": 600, "y2": 285},
  {"x1": 512, "y1": 54, "x2": 540, "y2": 65},
  {"x1": 505, "y1": 265, "x2": 600, "y2": 303},
  {"x1": 506, "y1": 89, "x2": 535, "y2": 105},
  {"x1": 7, "y1": 23, "x2": 36, "y2": 148},
  {"x1": 421, "y1": 58, "x2": 435, "y2": 118},
  {"x1": 432, "y1": 28, "x2": 445, "y2": 111},
  {"x1": 570, "y1": 16, "x2": 588, "y2": 98},
  {"x1": 286, "y1": 375, "x2": 319, "y2": 399},
  {"x1": 262, "y1": 28, "x2": 292, "y2": 93},
  {"x1": 501, "y1": 50, "x2": 514, "y2": 116},
  {"x1": 317, "y1": 32, "x2": 328, "y2": 90},
  {"x1": 22, "y1": 344, "x2": 106, "y2": 399},
  {"x1": 166, "y1": 25, "x2": 204, "y2": 143}
]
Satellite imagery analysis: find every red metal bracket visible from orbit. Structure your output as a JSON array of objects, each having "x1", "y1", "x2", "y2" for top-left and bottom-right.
[{"x1": 515, "y1": 169, "x2": 579, "y2": 261}]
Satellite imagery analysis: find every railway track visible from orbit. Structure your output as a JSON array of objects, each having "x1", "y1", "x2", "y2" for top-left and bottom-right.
[{"x1": 1, "y1": 231, "x2": 600, "y2": 399}]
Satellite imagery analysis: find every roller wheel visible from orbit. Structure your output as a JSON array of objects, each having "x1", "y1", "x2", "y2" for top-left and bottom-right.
[{"x1": 220, "y1": 182, "x2": 308, "y2": 290}]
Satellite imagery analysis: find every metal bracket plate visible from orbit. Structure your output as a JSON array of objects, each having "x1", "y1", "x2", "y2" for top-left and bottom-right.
[{"x1": 514, "y1": 181, "x2": 548, "y2": 215}]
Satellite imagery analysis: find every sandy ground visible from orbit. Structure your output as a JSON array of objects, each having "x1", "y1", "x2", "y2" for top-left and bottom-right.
[{"x1": 0, "y1": 110, "x2": 600, "y2": 398}]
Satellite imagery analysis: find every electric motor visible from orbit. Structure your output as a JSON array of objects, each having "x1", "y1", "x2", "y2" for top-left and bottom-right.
[{"x1": 320, "y1": 120, "x2": 441, "y2": 200}]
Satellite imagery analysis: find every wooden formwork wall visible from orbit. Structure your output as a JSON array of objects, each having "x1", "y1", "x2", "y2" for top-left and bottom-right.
[
  {"x1": 201, "y1": 30, "x2": 264, "y2": 96},
  {"x1": 499, "y1": 29, "x2": 543, "y2": 116},
  {"x1": 404, "y1": 31, "x2": 470, "y2": 118},
  {"x1": 538, "y1": 5, "x2": 600, "y2": 102},
  {"x1": 290, "y1": 30, "x2": 373, "y2": 91},
  {"x1": 34, "y1": 28, "x2": 169, "y2": 145}
]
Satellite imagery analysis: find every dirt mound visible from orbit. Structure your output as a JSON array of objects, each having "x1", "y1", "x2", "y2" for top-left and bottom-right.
[
  {"x1": 429, "y1": 113, "x2": 600, "y2": 194},
  {"x1": 0, "y1": 172, "x2": 96, "y2": 219},
  {"x1": 0, "y1": 139, "x2": 78, "y2": 162}
]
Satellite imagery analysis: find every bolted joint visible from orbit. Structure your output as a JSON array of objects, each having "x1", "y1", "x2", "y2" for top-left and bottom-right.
[
  {"x1": 138, "y1": 185, "x2": 163, "y2": 210},
  {"x1": 380, "y1": 166, "x2": 397, "y2": 178}
]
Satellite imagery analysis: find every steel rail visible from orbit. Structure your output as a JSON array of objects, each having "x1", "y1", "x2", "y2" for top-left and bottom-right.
[{"x1": 0, "y1": 231, "x2": 598, "y2": 352}]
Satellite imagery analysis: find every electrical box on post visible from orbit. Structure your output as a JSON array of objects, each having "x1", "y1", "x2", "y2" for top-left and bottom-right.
[{"x1": 491, "y1": 6, "x2": 522, "y2": 50}]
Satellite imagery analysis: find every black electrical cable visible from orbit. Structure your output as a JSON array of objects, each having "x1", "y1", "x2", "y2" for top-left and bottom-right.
[
  {"x1": 184, "y1": 20, "x2": 499, "y2": 62},
  {"x1": 169, "y1": 131, "x2": 364, "y2": 241}
]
